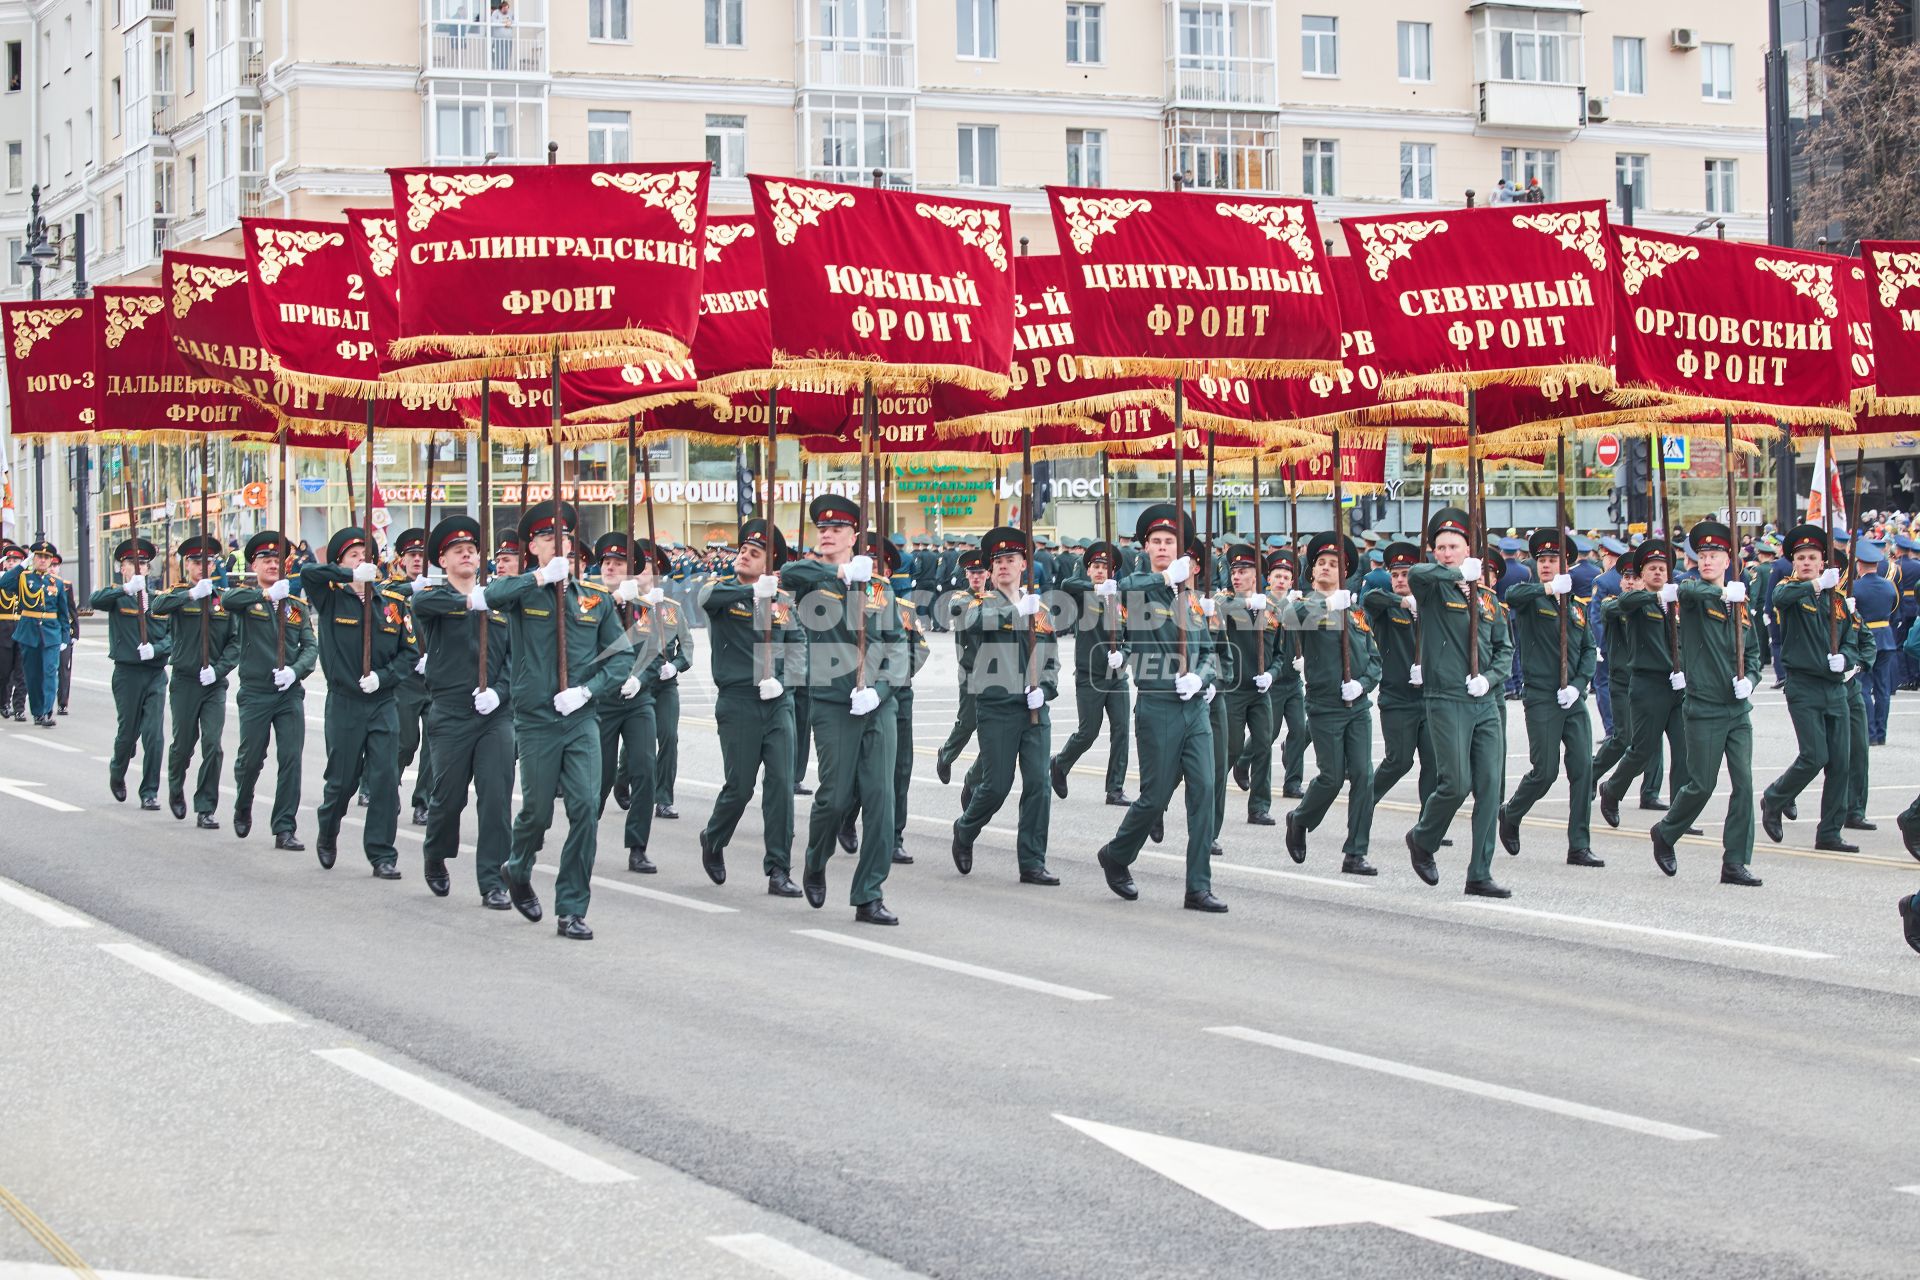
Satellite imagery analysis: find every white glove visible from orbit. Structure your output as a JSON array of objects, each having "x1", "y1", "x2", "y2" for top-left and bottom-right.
[
  {"x1": 1817, "y1": 567, "x2": 1841, "y2": 591},
  {"x1": 1340, "y1": 679, "x2": 1362, "y2": 703},
  {"x1": 188, "y1": 577, "x2": 214, "y2": 600},
  {"x1": 1556, "y1": 685, "x2": 1578, "y2": 709},
  {"x1": 1164, "y1": 555, "x2": 1192, "y2": 587},
  {"x1": 1409, "y1": 663, "x2": 1424, "y2": 686},
  {"x1": 125, "y1": 573, "x2": 147, "y2": 596},
  {"x1": 614, "y1": 578, "x2": 640, "y2": 603},
  {"x1": 1402, "y1": 593, "x2": 1419, "y2": 615},
  {"x1": 357, "y1": 672, "x2": 380, "y2": 694},
  {"x1": 1106, "y1": 649, "x2": 1125, "y2": 671},
  {"x1": 1174, "y1": 671, "x2": 1203, "y2": 700},
  {"x1": 1844, "y1": 667, "x2": 1858, "y2": 683},
  {"x1": 1247, "y1": 593, "x2": 1269, "y2": 611},
  {"x1": 1016, "y1": 592, "x2": 1042, "y2": 617},
  {"x1": 1827, "y1": 652, "x2": 1846, "y2": 673},
  {"x1": 136, "y1": 642, "x2": 155, "y2": 661},
  {"x1": 1253, "y1": 672, "x2": 1273, "y2": 692},
  {"x1": 1200, "y1": 596, "x2": 1216, "y2": 618},
  {"x1": 1466, "y1": 674, "x2": 1490, "y2": 697},
  {"x1": 758, "y1": 676, "x2": 783, "y2": 701},
  {"x1": 1723, "y1": 581, "x2": 1748, "y2": 604},
  {"x1": 467, "y1": 588, "x2": 489, "y2": 612},
  {"x1": 642, "y1": 587, "x2": 665, "y2": 606},
  {"x1": 1669, "y1": 671, "x2": 1687, "y2": 691},
  {"x1": 352, "y1": 562, "x2": 379, "y2": 584},
  {"x1": 554, "y1": 685, "x2": 591, "y2": 716},
  {"x1": 1203, "y1": 684, "x2": 1218, "y2": 705},
  {"x1": 1324, "y1": 589, "x2": 1352, "y2": 612},
  {"x1": 1732, "y1": 677, "x2": 1753, "y2": 701},
  {"x1": 412, "y1": 575, "x2": 433, "y2": 594},
  {"x1": 658, "y1": 662, "x2": 678, "y2": 681},
  {"x1": 266, "y1": 579, "x2": 291, "y2": 603},
  {"x1": 1548, "y1": 573, "x2": 1573, "y2": 597},
  {"x1": 1658, "y1": 583, "x2": 1679, "y2": 606},
  {"x1": 1293, "y1": 654, "x2": 1305, "y2": 673},
  {"x1": 414, "y1": 653, "x2": 429, "y2": 675},
  {"x1": 535, "y1": 555, "x2": 570, "y2": 585},
  {"x1": 473, "y1": 687, "x2": 500, "y2": 715},
  {"x1": 272, "y1": 666, "x2": 295, "y2": 690},
  {"x1": 1846, "y1": 595, "x2": 1858, "y2": 615},
  {"x1": 198, "y1": 665, "x2": 216, "y2": 687},
  {"x1": 1094, "y1": 578, "x2": 1119, "y2": 597},
  {"x1": 1025, "y1": 686, "x2": 1044, "y2": 710},
  {"x1": 1460, "y1": 557, "x2": 1483, "y2": 584},
  {"x1": 752, "y1": 575, "x2": 779, "y2": 600},
  {"x1": 620, "y1": 675, "x2": 642, "y2": 699},
  {"x1": 849, "y1": 686, "x2": 881, "y2": 716},
  {"x1": 839, "y1": 554, "x2": 873, "y2": 585},
  {"x1": 1286, "y1": 590, "x2": 1304, "y2": 604}
]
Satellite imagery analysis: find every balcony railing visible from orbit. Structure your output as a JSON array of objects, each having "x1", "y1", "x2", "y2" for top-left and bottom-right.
[
  {"x1": 239, "y1": 180, "x2": 268, "y2": 219},
  {"x1": 165, "y1": 211, "x2": 206, "y2": 249},
  {"x1": 152, "y1": 93, "x2": 177, "y2": 133},
  {"x1": 801, "y1": 39, "x2": 914, "y2": 90},
  {"x1": 1476, "y1": 80, "x2": 1585, "y2": 131},
  {"x1": 425, "y1": 22, "x2": 548, "y2": 74},
  {"x1": 805, "y1": 166, "x2": 913, "y2": 191},
  {"x1": 1166, "y1": 60, "x2": 1276, "y2": 108}
]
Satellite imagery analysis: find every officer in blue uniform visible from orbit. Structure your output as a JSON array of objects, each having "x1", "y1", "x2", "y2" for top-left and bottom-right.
[
  {"x1": 1893, "y1": 533, "x2": 1920, "y2": 689},
  {"x1": 0, "y1": 541, "x2": 73, "y2": 726},
  {"x1": 1855, "y1": 541, "x2": 1900, "y2": 746},
  {"x1": 1587, "y1": 536, "x2": 1626, "y2": 734}
]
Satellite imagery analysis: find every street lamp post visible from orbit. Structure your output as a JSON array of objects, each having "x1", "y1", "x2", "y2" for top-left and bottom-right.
[{"x1": 17, "y1": 189, "x2": 91, "y2": 593}]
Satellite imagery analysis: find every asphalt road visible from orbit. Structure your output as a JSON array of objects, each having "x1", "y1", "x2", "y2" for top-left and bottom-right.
[{"x1": 3, "y1": 635, "x2": 1920, "y2": 1279}]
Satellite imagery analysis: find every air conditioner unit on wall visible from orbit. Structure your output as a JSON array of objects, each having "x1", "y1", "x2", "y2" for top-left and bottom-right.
[
  {"x1": 1671, "y1": 28, "x2": 1699, "y2": 51},
  {"x1": 1586, "y1": 95, "x2": 1609, "y2": 122}
]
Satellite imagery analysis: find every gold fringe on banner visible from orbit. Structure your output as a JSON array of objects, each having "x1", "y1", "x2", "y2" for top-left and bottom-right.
[
  {"x1": 564, "y1": 389, "x2": 733, "y2": 425},
  {"x1": 698, "y1": 367, "x2": 788, "y2": 396},
  {"x1": 770, "y1": 350, "x2": 1010, "y2": 397},
  {"x1": 1285, "y1": 480, "x2": 1391, "y2": 496},
  {"x1": 478, "y1": 420, "x2": 636, "y2": 447},
  {"x1": 1089, "y1": 355, "x2": 1342, "y2": 382},
  {"x1": 1599, "y1": 405, "x2": 1784, "y2": 445},
  {"x1": 1112, "y1": 436, "x2": 1269, "y2": 461},
  {"x1": 383, "y1": 331, "x2": 687, "y2": 385},
  {"x1": 1606, "y1": 383, "x2": 1845, "y2": 429},
  {"x1": 1382, "y1": 360, "x2": 1616, "y2": 399},
  {"x1": 931, "y1": 388, "x2": 1171, "y2": 438},
  {"x1": 1854, "y1": 390, "x2": 1920, "y2": 417},
  {"x1": 1429, "y1": 447, "x2": 1549, "y2": 472},
  {"x1": 277, "y1": 366, "x2": 489, "y2": 400}
]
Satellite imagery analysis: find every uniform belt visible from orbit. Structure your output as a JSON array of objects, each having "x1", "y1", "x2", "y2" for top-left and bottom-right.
[
  {"x1": 1868, "y1": 619, "x2": 1891, "y2": 628},
  {"x1": 21, "y1": 610, "x2": 56, "y2": 620}
]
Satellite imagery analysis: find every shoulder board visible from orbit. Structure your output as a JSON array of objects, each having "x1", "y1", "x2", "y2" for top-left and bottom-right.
[
  {"x1": 578, "y1": 580, "x2": 609, "y2": 595},
  {"x1": 380, "y1": 588, "x2": 409, "y2": 603}
]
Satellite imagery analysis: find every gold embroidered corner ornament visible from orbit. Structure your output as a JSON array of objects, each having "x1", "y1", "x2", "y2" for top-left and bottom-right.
[
  {"x1": 404, "y1": 172, "x2": 516, "y2": 234},
  {"x1": 171, "y1": 260, "x2": 249, "y2": 320},
  {"x1": 590, "y1": 170, "x2": 704, "y2": 235},
  {"x1": 253, "y1": 228, "x2": 347, "y2": 286},
  {"x1": 1753, "y1": 257, "x2": 1839, "y2": 319},
  {"x1": 103, "y1": 294, "x2": 164, "y2": 350},
  {"x1": 763, "y1": 182, "x2": 856, "y2": 246},
  {"x1": 914, "y1": 203, "x2": 1009, "y2": 272},
  {"x1": 1056, "y1": 196, "x2": 1151, "y2": 255},
  {"x1": 1510, "y1": 209, "x2": 1608, "y2": 272},
  {"x1": 9, "y1": 306, "x2": 84, "y2": 359},
  {"x1": 1870, "y1": 249, "x2": 1920, "y2": 308},
  {"x1": 357, "y1": 213, "x2": 400, "y2": 279},
  {"x1": 1214, "y1": 202, "x2": 1317, "y2": 266},
  {"x1": 1353, "y1": 219, "x2": 1449, "y2": 282},
  {"x1": 704, "y1": 221, "x2": 755, "y2": 264},
  {"x1": 1616, "y1": 236, "x2": 1700, "y2": 296}
]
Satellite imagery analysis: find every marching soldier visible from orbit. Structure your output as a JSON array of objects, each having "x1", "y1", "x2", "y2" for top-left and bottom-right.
[
  {"x1": 0, "y1": 541, "x2": 72, "y2": 727},
  {"x1": 486, "y1": 500, "x2": 633, "y2": 940},
  {"x1": 833, "y1": 535, "x2": 928, "y2": 864},
  {"x1": 697, "y1": 518, "x2": 802, "y2": 896},
  {"x1": 149, "y1": 536, "x2": 235, "y2": 828},
  {"x1": 1498, "y1": 528, "x2": 1602, "y2": 868},
  {"x1": 1760, "y1": 525, "x2": 1857, "y2": 853},
  {"x1": 1405, "y1": 508, "x2": 1515, "y2": 897},
  {"x1": 222, "y1": 532, "x2": 315, "y2": 849},
  {"x1": 1196, "y1": 540, "x2": 1234, "y2": 858},
  {"x1": 1598, "y1": 540, "x2": 1692, "y2": 830},
  {"x1": 1590, "y1": 548, "x2": 1667, "y2": 808},
  {"x1": 1095, "y1": 504, "x2": 1228, "y2": 914},
  {"x1": 89, "y1": 536, "x2": 171, "y2": 808},
  {"x1": 51, "y1": 551, "x2": 77, "y2": 715},
  {"x1": 409, "y1": 515, "x2": 514, "y2": 905},
  {"x1": 593, "y1": 531, "x2": 664, "y2": 873},
  {"x1": 1841, "y1": 578, "x2": 1877, "y2": 837},
  {"x1": 1259, "y1": 548, "x2": 1309, "y2": 800},
  {"x1": 642, "y1": 537, "x2": 694, "y2": 822},
  {"x1": 302, "y1": 527, "x2": 420, "y2": 878},
  {"x1": 951, "y1": 525, "x2": 1060, "y2": 885},
  {"x1": 1854, "y1": 541, "x2": 1898, "y2": 746},
  {"x1": 0, "y1": 543, "x2": 19, "y2": 723},
  {"x1": 1362, "y1": 541, "x2": 1436, "y2": 808},
  {"x1": 1050, "y1": 540, "x2": 1132, "y2": 807},
  {"x1": 936, "y1": 548, "x2": 990, "y2": 788},
  {"x1": 493, "y1": 529, "x2": 523, "y2": 578},
  {"x1": 1649, "y1": 519, "x2": 1764, "y2": 884},
  {"x1": 388, "y1": 526, "x2": 436, "y2": 826},
  {"x1": 1285, "y1": 532, "x2": 1381, "y2": 876}
]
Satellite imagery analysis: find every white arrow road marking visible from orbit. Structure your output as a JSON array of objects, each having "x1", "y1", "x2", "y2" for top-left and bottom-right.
[
  {"x1": 707, "y1": 1233, "x2": 871, "y2": 1279},
  {"x1": 0, "y1": 778, "x2": 81, "y2": 813},
  {"x1": 1055, "y1": 1115, "x2": 1646, "y2": 1280}
]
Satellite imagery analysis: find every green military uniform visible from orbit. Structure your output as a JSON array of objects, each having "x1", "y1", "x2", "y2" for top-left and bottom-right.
[
  {"x1": 646, "y1": 550, "x2": 694, "y2": 817},
  {"x1": 1843, "y1": 590, "x2": 1875, "y2": 829},
  {"x1": 1590, "y1": 567, "x2": 1667, "y2": 806},
  {"x1": 838, "y1": 548, "x2": 930, "y2": 862},
  {"x1": 1361, "y1": 543, "x2": 1433, "y2": 805},
  {"x1": 1407, "y1": 509, "x2": 1515, "y2": 893},
  {"x1": 409, "y1": 515, "x2": 514, "y2": 903},
  {"x1": 935, "y1": 552, "x2": 988, "y2": 785},
  {"x1": 90, "y1": 538, "x2": 172, "y2": 806},
  {"x1": 1761, "y1": 526, "x2": 1856, "y2": 848},
  {"x1": 1201, "y1": 565, "x2": 1236, "y2": 853},
  {"x1": 221, "y1": 533, "x2": 316, "y2": 842},
  {"x1": 1286, "y1": 534, "x2": 1381, "y2": 873},
  {"x1": 1499, "y1": 530, "x2": 1600, "y2": 865},
  {"x1": 1598, "y1": 542, "x2": 1692, "y2": 823},
  {"x1": 149, "y1": 537, "x2": 236, "y2": 823},
  {"x1": 386, "y1": 528, "x2": 435, "y2": 824},
  {"x1": 1258, "y1": 551, "x2": 1309, "y2": 798},
  {"x1": 486, "y1": 502, "x2": 633, "y2": 936},
  {"x1": 302, "y1": 527, "x2": 421, "y2": 873},
  {"x1": 1650, "y1": 521, "x2": 1764, "y2": 882},
  {"x1": 952, "y1": 528, "x2": 1060, "y2": 881},
  {"x1": 591, "y1": 533, "x2": 667, "y2": 871},
  {"x1": 1050, "y1": 543, "x2": 1132, "y2": 803},
  {"x1": 1218, "y1": 569, "x2": 1283, "y2": 823}
]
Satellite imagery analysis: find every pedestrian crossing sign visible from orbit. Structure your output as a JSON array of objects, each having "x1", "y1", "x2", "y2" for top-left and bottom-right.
[{"x1": 1660, "y1": 436, "x2": 1689, "y2": 469}]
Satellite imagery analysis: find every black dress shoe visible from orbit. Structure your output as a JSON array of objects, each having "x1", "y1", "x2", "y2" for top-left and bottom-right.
[
  {"x1": 1498, "y1": 807, "x2": 1521, "y2": 856},
  {"x1": 556, "y1": 915, "x2": 594, "y2": 941},
  {"x1": 655, "y1": 803, "x2": 679, "y2": 820},
  {"x1": 57, "y1": 706, "x2": 67, "y2": 715},
  {"x1": 109, "y1": 777, "x2": 127, "y2": 803},
  {"x1": 891, "y1": 845, "x2": 913, "y2": 865},
  {"x1": 1105, "y1": 789, "x2": 1131, "y2": 807},
  {"x1": 1049, "y1": 755, "x2": 1069, "y2": 799},
  {"x1": 1282, "y1": 783, "x2": 1304, "y2": 800},
  {"x1": 1845, "y1": 818, "x2": 1878, "y2": 832},
  {"x1": 793, "y1": 782, "x2": 813, "y2": 796},
  {"x1": 1096, "y1": 844, "x2": 1138, "y2": 901},
  {"x1": 316, "y1": 833, "x2": 338, "y2": 870},
  {"x1": 1247, "y1": 810, "x2": 1275, "y2": 827},
  {"x1": 1761, "y1": 796, "x2": 1785, "y2": 844},
  {"x1": 1406, "y1": 831, "x2": 1439, "y2": 887},
  {"x1": 274, "y1": 833, "x2": 305, "y2": 852},
  {"x1": 1814, "y1": 837, "x2": 1861, "y2": 853},
  {"x1": 233, "y1": 808, "x2": 252, "y2": 839},
  {"x1": 1898, "y1": 810, "x2": 1920, "y2": 863},
  {"x1": 1784, "y1": 800, "x2": 1799, "y2": 821},
  {"x1": 1020, "y1": 866, "x2": 1061, "y2": 886},
  {"x1": 1464, "y1": 878, "x2": 1512, "y2": 899},
  {"x1": 424, "y1": 857, "x2": 450, "y2": 897},
  {"x1": 1232, "y1": 760, "x2": 1251, "y2": 792},
  {"x1": 1638, "y1": 798, "x2": 1670, "y2": 812},
  {"x1": 1184, "y1": 890, "x2": 1229, "y2": 913},
  {"x1": 357, "y1": 792, "x2": 369, "y2": 807},
  {"x1": 1650, "y1": 826, "x2": 1678, "y2": 877},
  {"x1": 937, "y1": 756, "x2": 953, "y2": 785},
  {"x1": 1720, "y1": 862, "x2": 1762, "y2": 887},
  {"x1": 1149, "y1": 813, "x2": 1164, "y2": 844},
  {"x1": 1901, "y1": 895, "x2": 1920, "y2": 954},
  {"x1": 1341, "y1": 854, "x2": 1377, "y2": 877},
  {"x1": 503, "y1": 865, "x2": 543, "y2": 922},
  {"x1": 836, "y1": 817, "x2": 858, "y2": 855},
  {"x1": 951, "y1": 821, "x2": 974, "y2": 875},
  {"x1": 1441, "y1": 837, "x2": 1454, "y2": 847},
  {"x1": 139, "y1": 796, "x2": 161, "y2": 811},
  {"x1": 803, "y1": 865, "x2": 826, "y2": 908},
  {"x1": 1209, "y1": 840, "x2": 1224, "y2": 858},
  {"x1": 1567, "y1": 847, "x2": 1604, "y2": 868},
  {"x1": 481, "y1": 887, "x2": 511, "y2": 910},
  {"x1": 1684, "y1": 827, "x2": 1704, "y2": 836},
  {"x1": 629, "y1": 847, "x2": 657, "y2": 875},
  {"x1": 372, "y1": 861, "x2": 402, "y2": 881},
  {"x1": 613, "y1": 778, "x2": 631, "y2": 811},
  {"x1": 1599, "y1": 791, "x2": 1621, "y2": 829},
  {"x1": 195, "y1": 813, "x2": 220, "y2": 831},
  {"x1": 169, "y1": 791, "x2": 187, "y2": 820},
  {"x1": 854, "y1": 899, "x2": 898, "y2": 925},
  {"x1": 698, "y1": 831, "x2": 724, "y2": 884},
  {"x1": 767, "y1": 870, "x2": 803, "y2": 898},
  {"x1": 412, "y1": 803, "x2": 430, "y2": 826},
  {"x1": 1284, "y1": 809, "x2": 1307, "y2": 863}
]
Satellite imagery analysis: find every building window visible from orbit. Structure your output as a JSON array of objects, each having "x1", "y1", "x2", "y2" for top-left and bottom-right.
[
  {"x1": 704, "y1": 112, "x2": 745, "y2": 177},
  {"x1": 705, "y1": 0, "x2": 744, "y2": 48},
  {"x1": 958, "y1": 123, "x2": 998, "y2": 187},
  {"x1": 958, "y1": 0, "x2": 996, "y2": 60},
  {"x1": 1066, "y1": 3, "x2": 1102, "y2": 65},
  {"x1": 112, "y1": 194, "x2": 123, "y2": 249},
  {"x1": 1613, "y1": 35, "x2": 1644, "y2": 95},
  {"x1": 187, "y1": 155, "x2": 200, "y2": 212},
  {"x1": 1397, "y1": 21, "x2": 1431, "y2": 82},
  {"x1": 5, "y1": 41, "x2": 19, "y2": 91},
  {"x1": 84, "y1": 109, "x2": 93, "y2": 167},
  {"x1": 1475, "y1": 8, "x2": 1578, "y2": 85},
  {"x1": 1399, "y1": 142, "x2": 1434, "y2": 201},
  {"x1": 6, "y1": 239, "x2": 20, "y2": 287},
  {"x1": 589, "y1": 0, "x2": 630, "y2": 43},
  {"x1": 1702, "y1": 42, "x2": 1733, "y2": 101},
  {"x1": 241, "y1": 111, "x2": 264, "y2": 175},
  {"x1": 1302, "y1": 137, "x2": 1337, "y2": 197},
  {"x1": 64, "y1": 119, "x2": 73, "y2": 175},
  {"x1": 1706, "y1": 158, "x2": 1737, "y2": 213},
  {"x1": 1500, "y1": 146, "x2": 1559, "y2": 200},
  {"x1": 156, "y1": 158, "x2": 175, "y2": 215},
  {"x1": 5, "y1": 142, "x2": 18, "y2": 193},
  {"x1": 184, "y1": 30, "x2": 196, "y2": 93},
  {"x1": 588, "y1": 109, "x2": 632, "y2": 164},
  {"x1": 804, "y1": 92, "x2": 912, "y2": 185},
  {"x1": 1169, "y1": 109, "x2": 1275, "y2": 191},
  {"x1": 111, "y1": 78, "x2": 122, "y2": 135},
  {"x1": 1066, "y1": 127, "x2": 1105, "y2": 186},
  {"x1": 1301, "y1": 15, "x2": 1337, "y2": 77},
  {"x1": 1615, "y1": 153, "x2": 1649, "y2": 212}
]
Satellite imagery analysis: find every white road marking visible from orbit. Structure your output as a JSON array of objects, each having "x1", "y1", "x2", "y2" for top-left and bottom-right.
[
  {"x1": 0, "y1": 777, "x2": 82, "y2": 812},
  {"x1": 0, "y1": 1264, "x2": 228, "y2": 1280},
  {"x1": 1460, "y1": 902, "x2": 1835, "y2": 960},
  {"x1": 707, "y1": 1233, "x2": 871, "y2": 1280},
  {"x1": 0, "y1": 878, "x2": 90, "y2": 928},
  {"x1": 1391, "y1": 1216, "x2": 1650, "y2": 1280},
  {"x1": 98, "y1": 943, "x2": 295, "y2": 1025},
  {"x1": 1206, "y1": 1027, "x2": 1715, "y2": 1142},
  {"x1": 33, "y1": 740, "x2": 81, "y2": 754},
  {"x1": 796, "y1": 929, "x2": 1110, "y2": 1002},
  {"x1": 1895, "y1": 1185, "x2": 1920, "y2": 1197},
  {"x1": 313, "y1": 1047, "x2": 635, "y2": 1184},
  {"x1": 1136, "y1": 849, "x2": 1371, "y2": 890},
  {"x1": 530, "y1": 864, "x2": 739, "y2": 914}
]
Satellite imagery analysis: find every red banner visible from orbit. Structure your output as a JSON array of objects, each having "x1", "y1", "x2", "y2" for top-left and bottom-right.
[
  {"x1": 1049, "y1": 185, "x2": 1340, "y2": 379},
  {"x1": 1611, "y1": 226, "x2": 1852, "y2": 427},
  {"x1": 751, "y1": 175, "x2": 1015, "y2": 394},
  {"x1": 1859, "y1": 240, "x2": 1920, "y2": 414},
  {"x1": 386, "y1": 162, "x2": 710, "y2": 380},
  {"x1": 242, "y1": 216, "x2": 379, "y2": 397},
  {"x1": 1273, "y1": 442, "x2": 1390, "y2": 492},
  {"x1": 1342, "y1": 200, "x2": 1615, "y2": 393},
  {"x1": 459, "y1": 350, "x2": 716, "y2": 441},
  {"x1": 692, "y1": 214, "x2": 777, "y2": 392},
  {"x1": 339, "y1": 207, "x2": 466, "y2": 433},
  {"x1": 650, "y1": 386, "x2": 848, "y2": 442},
  {"x1": 96, "y1": 286, "x2": 273, "y2": 438},
  {"x1": 3, "y1": 299, "x2": 97, "y2": 437}
]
